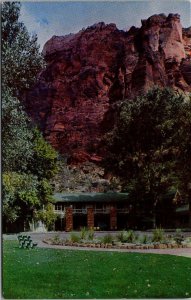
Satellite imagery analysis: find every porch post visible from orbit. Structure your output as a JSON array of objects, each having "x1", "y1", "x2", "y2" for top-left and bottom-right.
[
  {"x1": 110, "y1": 206, "x2": 117, "y2": 230},
  {"x1": 65, "y1": 206, "x2": 73, "y2": 231},
  {"x1": 87, "y1": 207, "x2": 94, "y2": 229}
]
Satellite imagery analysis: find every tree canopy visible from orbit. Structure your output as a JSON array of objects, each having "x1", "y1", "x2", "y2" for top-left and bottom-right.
[
  {"x1": 104, "y1": 87, "x2": 191, "y2": 226},
  {"x1": 2, "y1": 2, "x2": 58, "y2": 231},
  {"x1": 2, "y1": 86, "x2": 33, "y2": 173},
  {"x1": 2, "y1": 2, "x2": 44, "y2": 97},
  {"x1": 173, "y1": 95, "x2": 191, "y2": 207}
]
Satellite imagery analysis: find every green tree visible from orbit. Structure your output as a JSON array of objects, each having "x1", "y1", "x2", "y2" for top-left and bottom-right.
[
  {"x1": 34, "y1": 204, "x2": 59, "y2": 231},
  {"x1": 2, "y1": 172, "x2": 40, "y2": 229},
  {"x1": 2, "y1": 86, "x2": 33, "y2": 172},
  {"x1": 104, "y1": 88, "x2": 186, "y2": 227},
  {"x1": 2, "y1": 1, "x2": 44, "y2": 173},
  {"x1": 2, "y1": 2, "x2": 59, "y2": 232},
  {"x1": 173, "y1": 95, "x2": 191, "y2": 225},
  {"x1": 2, "y1": 125, "x2": 59, "y2": 230},
  {"x1": 30, "y1": 129, "x2": 59, "y2": 180},
  {"x1": 2, "y1": 2, "x2": 44, "y2": 97},
  {"x1": 29, "y1": 128, "x2": 59, "y2": 209}
]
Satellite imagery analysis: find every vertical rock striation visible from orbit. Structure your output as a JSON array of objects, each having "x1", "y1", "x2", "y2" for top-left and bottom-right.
[{"x1": 26, "y1": 14, "x2": 191, "y2": 163}]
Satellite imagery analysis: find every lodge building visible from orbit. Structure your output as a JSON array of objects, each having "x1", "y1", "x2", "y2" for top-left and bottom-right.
[
  {"x1": 53, "y1": 192, "x2": 131, "y2": 231},
  {"x1": 4, "y1": 192, "x2": 190, "y2": 233}
]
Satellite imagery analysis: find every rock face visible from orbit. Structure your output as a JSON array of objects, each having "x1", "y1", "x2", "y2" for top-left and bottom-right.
[{"x1": 26, "y1": 14, "x2": 191, "y2": 163}]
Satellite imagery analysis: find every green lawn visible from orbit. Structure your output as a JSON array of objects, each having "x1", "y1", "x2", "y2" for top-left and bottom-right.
[{"x1": 3, "y1": 240, "x2": 191, "y2": 299}]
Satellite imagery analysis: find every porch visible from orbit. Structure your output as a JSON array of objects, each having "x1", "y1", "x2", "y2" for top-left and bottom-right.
[{"x1": 53, "y1": 192, "x2": 130, "y2": 231}]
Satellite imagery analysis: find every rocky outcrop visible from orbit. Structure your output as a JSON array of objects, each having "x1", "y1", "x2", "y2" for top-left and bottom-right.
[
  {"x1": 181, "y1": 27, "x2": 191, "y2": 85},
  {"x1": 52, "y1": 161, "x2": 115, "y2": 193},
  {"x1": 183, "y1": 27, "x2": 191, "y2": 57},
  {"x1": 26, "y1": 14, "x2": 191, "y2": 163}
]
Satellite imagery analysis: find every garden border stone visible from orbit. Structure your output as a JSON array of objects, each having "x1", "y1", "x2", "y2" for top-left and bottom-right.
[{"x1": 43, "y1": 239, "x2": 191, "y2": 250}]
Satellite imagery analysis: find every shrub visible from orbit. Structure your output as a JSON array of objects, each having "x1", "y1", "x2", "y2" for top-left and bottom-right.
[
  {"x1": 116, "y1": 230, "x2": 137, "y2": 243},
  {"x1": 87, "y1": 228, "x2": 95, "y2": 241},
  {"x1": 52, "y1": 234, "x2": 61, "y2": 244},
  {"x1": 126, "y1": 230, "x2": 137, "y2": 243},
  {"x1": 36, "y1": 203, "x2": 58, "y2": 231},
  {"x1": 174, "y1": 228, "x2": 184, "y2": 245},
  {"x1": 152, "y1": 227, "x2": 165, "y2": 242},
  {"x1": 70, "y1": 232, "x2": 81, "y2": 243},
  {"x1": 116, "y1": 230, "x2": 127, "y2": 243},
  {"x1": 80, "y1": 227, "x2": 87, "y2": 240},
  {"x1": 102, "y1": 234, "x2": 114, "y2": 244},
  {"x1": 141, "y1": 234, "x2": 149, "y2": 244}
]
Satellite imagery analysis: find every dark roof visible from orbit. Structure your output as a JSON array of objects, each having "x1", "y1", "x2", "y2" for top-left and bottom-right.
[{"x1": 53, "y1": 192, "x2": 129, "y2": 203}]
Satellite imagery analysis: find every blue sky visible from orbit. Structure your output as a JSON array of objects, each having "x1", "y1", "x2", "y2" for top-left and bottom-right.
[{"x1": 20, "y1": 1, "x2": 191, "y2": 50}]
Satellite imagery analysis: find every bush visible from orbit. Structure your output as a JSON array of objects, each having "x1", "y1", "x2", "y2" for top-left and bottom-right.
[
  {"x1": 152, "y1": 228, "x2": 165, "y2": 242},
  {"x1": 70, "y1": 232, "x2": 81, "y2": 243},
  {"x1": 174, "y1": 229, "x2": 184, "y2": 245},
  {"x1": 116, "y1": 230, "x2": 137, "y2": 243},
  {"x1": 116, "y1": 230, "x2": 128, "y2": 243},
  {"x1": 87, "y1": 228, "x2": 95, "y2": 241},
  {"x1": 80, "y1": 227, "x2": 87, "y2": 240},
  {"x1": 52, "y1": 234, "x2": 61, "y2": 244},
  {"x1": 79, "y1": 227, "x2": 95, "y2": 241},
  {"x1": 141, "y1": 234, "x2": 149, "y2": 244},
  {"x1": 35, "y1": 203, "x2": 58, "y2": 231},
  {"x1": 126, "y1": 230, "x2": 137, "y2": 243},
  {"x1": 102, "y1": 234, "x2": 114, "y2": 244}
]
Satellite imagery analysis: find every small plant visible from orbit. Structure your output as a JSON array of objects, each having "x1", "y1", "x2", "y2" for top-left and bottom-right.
[
  {"x1": 174, "y1": 228, "x2": 184, "y2": 245},
  {"x1": 52, "y1": 234, "x2": 61, "y2": 244},
  {"x1": 141, "y1": 234, "x2": 149, "y2": 244},
  {"x1": 102, "y1": 234, "x2": 114, "y2": 244},
  {"x1": 126, "y1": 230, "x2": 137, "y2": 243},
  {"x1": 116, "y1": 230, "x2": 127, "y2": 243},
  {"x1": 116, "y1": 230, "x2": 137, "y2": 243},
  {"x1": 70, "y1": 232, "x2": 81, "y2": 243},
  {"x1": 87, "y1": 228, "x2": 95, "y2": 241},
  {"x1": 80, "y1": 227, "x2": 87, "y2": 240},
  {"x1": 152, "y1": 227, "x2": 164, "y2": 242}
]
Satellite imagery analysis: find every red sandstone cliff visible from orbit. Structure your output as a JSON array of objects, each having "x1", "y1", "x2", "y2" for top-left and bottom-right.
[{"x1": 26, "y1": 13, "x2": 191, "y2": 163}]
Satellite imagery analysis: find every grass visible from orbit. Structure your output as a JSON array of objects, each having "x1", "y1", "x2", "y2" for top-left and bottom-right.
[{"x1": 3, "y1": 240, "x2": 191, "y2": 299}]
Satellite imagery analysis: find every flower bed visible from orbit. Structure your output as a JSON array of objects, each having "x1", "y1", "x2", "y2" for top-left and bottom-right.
[
  {"x1": 43, "y1": 228, "x2": 191, "y2": 250},
  {"x1": 43, "y1": 239, "x2": 190, "y2": 249}
]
